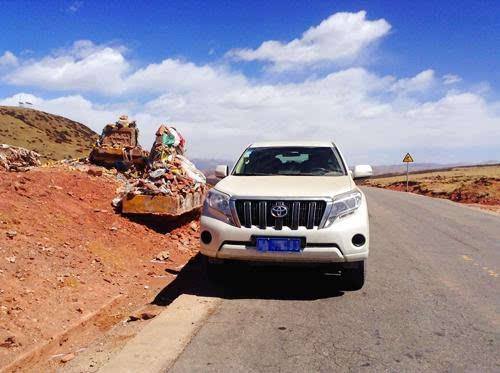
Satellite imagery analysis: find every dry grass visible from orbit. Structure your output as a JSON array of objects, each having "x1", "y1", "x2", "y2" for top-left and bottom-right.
[
  {"x1": 0, "y1": 106, "x2": 98, "y2": 161},
  {"x1": 365, "y1": 165, "x2": 500, "y2": 206}
]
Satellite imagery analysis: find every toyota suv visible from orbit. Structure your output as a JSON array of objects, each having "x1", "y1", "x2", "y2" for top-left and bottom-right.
[{"x1": 200, "y1": 141, "x2": 372, "y2": 290}]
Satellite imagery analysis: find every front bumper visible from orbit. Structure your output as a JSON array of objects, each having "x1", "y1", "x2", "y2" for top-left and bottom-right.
[{"x1": 199, "y1": 202, "x2": 369, "y2": 263}]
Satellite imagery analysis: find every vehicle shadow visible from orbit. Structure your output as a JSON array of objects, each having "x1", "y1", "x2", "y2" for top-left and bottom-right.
[{"x1": 153, "y1": 253, "x2": 344, "y2": 306}]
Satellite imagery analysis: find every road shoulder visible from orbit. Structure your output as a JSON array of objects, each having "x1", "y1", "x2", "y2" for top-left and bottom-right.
[{"x1": 95, "y1": 294, "x2": 221, "y2": 373}]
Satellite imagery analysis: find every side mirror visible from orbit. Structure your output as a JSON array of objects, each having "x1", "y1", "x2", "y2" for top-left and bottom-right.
[
  {"x1": 215, "y1": 165, "x2": 229, "y2": 178},
  {"x1": 352, "y1": 165, "x2": 373, "y2": 179}
]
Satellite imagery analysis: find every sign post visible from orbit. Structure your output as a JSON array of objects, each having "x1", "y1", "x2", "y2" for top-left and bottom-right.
[{"x1": 402, "y1": 153, "x2": 414, "y2": 192}]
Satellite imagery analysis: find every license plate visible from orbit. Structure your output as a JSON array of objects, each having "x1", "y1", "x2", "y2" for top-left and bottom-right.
[{"x1": 256, "y1": 238, "x2": 302, "y2": 252}]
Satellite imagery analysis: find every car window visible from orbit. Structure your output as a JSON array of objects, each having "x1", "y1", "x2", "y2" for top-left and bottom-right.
[{"x1": 233, "y1": 146, "x2": 346, "y2": 176}]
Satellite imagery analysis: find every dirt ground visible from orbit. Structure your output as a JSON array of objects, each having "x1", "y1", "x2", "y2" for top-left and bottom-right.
[
  {"x1": 364, "y1": 165, "x2": 500, "y2": 212},
  {"x1": 0, "y1": 166, "x2": 201, "y2": 372}
]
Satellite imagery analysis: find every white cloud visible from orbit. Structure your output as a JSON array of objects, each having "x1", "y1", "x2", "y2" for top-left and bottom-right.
[
  {"x1": 1, "y1": 64, "x2": 499, "y2": 163},
  {"x1": 443, "y1": 74, "x2": 462, "y2": 85},
  {"x1": 125, "y1": 59, "x2": 247, "y2": 94},
  {"x1": 3, "y1": 40, "x2": 243, "y2": 96},
  {"x1": 0, "y1": 51, "x2": 18, "y2": 67},
  {"x1": 227, "y1": 11, "x2": 391, "y2": 71},
  {"x1": 390, "y1": 69, "x2": 435, "y2": 94},
  {"x1": 4, "y1": 41, "x2": 129, "y2": 94}
]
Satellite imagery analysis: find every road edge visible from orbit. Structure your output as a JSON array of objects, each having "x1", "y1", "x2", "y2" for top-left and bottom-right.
[{"x1": 97, "y1": 294, "x2": 221, "y2": 373}]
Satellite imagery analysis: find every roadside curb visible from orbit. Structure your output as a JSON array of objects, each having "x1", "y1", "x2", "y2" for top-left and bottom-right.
[{"x1": 97, "y1": 294, "x2": 221, "y2": 373}]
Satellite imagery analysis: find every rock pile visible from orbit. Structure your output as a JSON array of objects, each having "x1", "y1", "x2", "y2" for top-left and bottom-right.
[
  {"x1": 89, "y1": 114, "x2": 148, "y2": 169},
  {"x1": 0, "y1": 144, "x2": 41, "y2": 171},
  {"x1": 114, "y1": 125, "x2": 207, "y2": 204}
]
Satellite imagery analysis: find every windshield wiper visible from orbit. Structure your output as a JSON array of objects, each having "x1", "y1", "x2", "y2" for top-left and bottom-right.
[
  {"x1": 235, "y1": 172, "x2": 272, "y2": 176},
  {"x1": 278, "y1": 171, "x2": 344, "y2": 176}
]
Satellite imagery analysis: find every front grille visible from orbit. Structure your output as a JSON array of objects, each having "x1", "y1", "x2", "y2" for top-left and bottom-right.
[{"x1": 234, "y1": 200, "x2": 327, "y2": 230}]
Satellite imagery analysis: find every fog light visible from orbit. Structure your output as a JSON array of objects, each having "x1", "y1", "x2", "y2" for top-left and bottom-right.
[
  {"x1": 201, "y1": 231, "x2": 212, "y2": 244},
  {"x1": 352, "y1": 234, "x2": 366, "y2": 247}
]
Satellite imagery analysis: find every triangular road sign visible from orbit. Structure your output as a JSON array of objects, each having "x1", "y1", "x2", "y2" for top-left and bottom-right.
[{"x1": 402, "y1": 153, "x2": 414, "y2": 163}]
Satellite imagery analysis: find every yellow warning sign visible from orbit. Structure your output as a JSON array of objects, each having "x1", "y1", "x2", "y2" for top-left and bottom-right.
[{"x1": 402, "y1": 153, "x2": 414, "y2": 163}]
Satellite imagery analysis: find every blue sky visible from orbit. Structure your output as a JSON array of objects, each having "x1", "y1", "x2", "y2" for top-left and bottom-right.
[{"x1": 0, "y1": 0, "x2": 499, "y2": 164}]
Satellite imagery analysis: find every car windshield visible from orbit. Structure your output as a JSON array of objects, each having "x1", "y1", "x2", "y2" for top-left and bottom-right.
[{"x1": 232, "y1": 146, "x2": 346, "y2": 176}]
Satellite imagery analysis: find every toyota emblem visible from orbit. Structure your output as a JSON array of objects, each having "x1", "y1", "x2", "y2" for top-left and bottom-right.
[{"x1": 271, "y1": 203, "x2": 288, "y2": 218}]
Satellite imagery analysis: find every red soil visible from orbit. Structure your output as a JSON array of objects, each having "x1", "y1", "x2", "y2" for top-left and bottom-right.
[{"x1": 0, "y1": 167, "x2": 200, "y2": 371}]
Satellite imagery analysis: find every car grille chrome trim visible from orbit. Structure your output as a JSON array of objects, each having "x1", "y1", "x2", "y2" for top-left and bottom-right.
[
  {"x1": 307, "y1": 202, "x2": 317, "y2": 229},
  {"x1": 291, "y1": 201, "x2": 300, "y2": 230},
  {"x1": 243, "y1": 201, "x2": 252, "y2": 228},
  {"x1": 258, "y1": 201, "x2": 267, "y2": 229},
  {"x1": 234, "y1": 199, "x2": 328, "y2": 230}
]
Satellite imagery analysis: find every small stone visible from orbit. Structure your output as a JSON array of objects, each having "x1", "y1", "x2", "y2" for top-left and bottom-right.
[
  {"x1": 189, "y1": 222, "x2": 198, "y2": 231},
  {"x1": 87, "y1": 167, "x2": 103, "y2": 177},
  {"x1": 0, "y1": 335, "x2": 17, "y2": 348},
  {"x1": 5, "y1": 256, "x2": 16, "y2": 263},
  {"x1": 141, "y1": 312, "x2": 156, "y2": 320},
  {"x1": 111, "y1": 197, "x2": 122, "y2": 208},
  {"x1": 6, "y1": 231, "x2": 17, "y2": 239},
  {"x1": 154, "y1": 250, "x2": 170, "y2": 261},
  {"x1": 144, "y1": 285, "x2": 149, "y2": 289},
  {"x1": 60, "y1": 353, "x2": 75, "y2": 363},
  {"x1": 127, "y1": 315, "x2": 140, "y2": 322},
  {"x1": 110, "y1": 226, "x2": 118, "y2": 232}
]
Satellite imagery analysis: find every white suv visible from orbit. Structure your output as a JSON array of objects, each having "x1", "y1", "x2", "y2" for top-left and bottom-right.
[{"x1": 200, "y1": 141, "x2": 372, "y2": 290}]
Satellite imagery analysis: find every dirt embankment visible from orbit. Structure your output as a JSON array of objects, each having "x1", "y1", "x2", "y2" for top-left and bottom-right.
[
  {"x1": 0, "y1": 167, "x2": 200, "y2": 371},
  {"x1": 364, "y1": 165, "x2": 500, "y2": 212}
]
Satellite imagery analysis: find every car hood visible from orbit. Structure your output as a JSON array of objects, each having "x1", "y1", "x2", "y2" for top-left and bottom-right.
[{"x1": 214, "y1": 175, "x2": 354, "y2": 199}]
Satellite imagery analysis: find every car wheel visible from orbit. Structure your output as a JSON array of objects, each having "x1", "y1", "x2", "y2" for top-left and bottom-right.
[{"x1": 341, "y1": 261, "x2": 365, "y2": 291}]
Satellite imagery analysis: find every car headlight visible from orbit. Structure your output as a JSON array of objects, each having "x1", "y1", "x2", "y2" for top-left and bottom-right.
[
  {"x1": 202, "y1": 189, "x2": 235, "y2": 226},
  {"x1": 323, "y1": 190, "x2": 362, "y2": 227}
]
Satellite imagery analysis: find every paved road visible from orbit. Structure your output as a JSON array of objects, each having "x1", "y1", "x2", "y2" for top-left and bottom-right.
[{"x1": 166, "y1": 188, "x2": 499, "y2": 372}]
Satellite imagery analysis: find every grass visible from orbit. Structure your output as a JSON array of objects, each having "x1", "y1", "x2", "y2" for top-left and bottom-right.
[
  {"x1": 0, "y1": 106, "x2": 98, "y2": 161},
  {"x1": 365, "y1": 165, "x2": 500, "y2": 206}
]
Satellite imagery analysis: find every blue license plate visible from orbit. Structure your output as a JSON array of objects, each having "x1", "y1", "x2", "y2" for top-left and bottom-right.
[{"x1": 256, "y1": 238, "x2": 302, "y2": 252}]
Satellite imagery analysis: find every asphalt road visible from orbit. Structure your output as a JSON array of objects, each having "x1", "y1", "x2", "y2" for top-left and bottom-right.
[{"x1": 166, "y1": 187, "x2": 499, "y2": 372}]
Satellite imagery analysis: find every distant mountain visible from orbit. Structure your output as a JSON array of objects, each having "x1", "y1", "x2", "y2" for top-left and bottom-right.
[
  {"x1": 0, "y1": 106, "x2": 98, "y2": 161},
  {"x1": 191, "y1": 158, "x2": 233, "y2": 173}
]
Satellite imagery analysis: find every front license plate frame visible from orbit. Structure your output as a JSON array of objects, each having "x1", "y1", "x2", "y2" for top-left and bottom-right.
[{"x1": 255, "y1": 237, "x2": 303, "y2": 252}]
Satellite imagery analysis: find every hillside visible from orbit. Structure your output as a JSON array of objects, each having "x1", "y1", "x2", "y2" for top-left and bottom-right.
[
  {"x1": 364, "y1": 164, "x2": 500, "y2": 212},
  {"x1": 0, "y1": 106, "x2": 98, "y2": 161}
]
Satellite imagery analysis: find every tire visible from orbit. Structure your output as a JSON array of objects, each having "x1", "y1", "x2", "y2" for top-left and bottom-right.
[{"x1": 341, "y1": 261, "x2": 365, "y2": 291}]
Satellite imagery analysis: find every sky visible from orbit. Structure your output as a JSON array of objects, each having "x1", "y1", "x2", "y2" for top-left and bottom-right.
[{"x1": 0, "y1": 0, "x2": 499, "y2": 165}]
